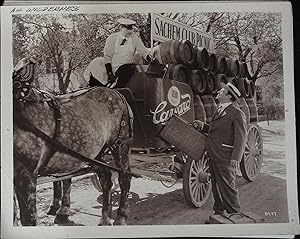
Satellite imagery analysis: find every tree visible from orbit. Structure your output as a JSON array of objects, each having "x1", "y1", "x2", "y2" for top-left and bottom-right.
[{"x1": 12, "y1": 13, "x2": 151, "y2": 93}]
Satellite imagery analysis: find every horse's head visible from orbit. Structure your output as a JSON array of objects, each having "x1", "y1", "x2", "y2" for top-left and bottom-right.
[{"x1": 13, "y1": 57, "x2": 37, "y2": 100}]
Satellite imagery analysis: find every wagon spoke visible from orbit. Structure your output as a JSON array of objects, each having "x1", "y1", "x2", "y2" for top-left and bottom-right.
[{"x1": 200, "y1": 185, "x2": 204, "y2": 199}]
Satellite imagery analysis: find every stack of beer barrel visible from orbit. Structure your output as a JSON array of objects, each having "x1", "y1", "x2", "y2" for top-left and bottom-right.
[{"x1": 153, "y1": 39, "x2": 258, "y2": 124}]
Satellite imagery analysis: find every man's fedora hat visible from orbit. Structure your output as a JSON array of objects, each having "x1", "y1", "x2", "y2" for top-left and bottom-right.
[{"x1": 117, "y1": 18, "x2": 136, "y2": 26}]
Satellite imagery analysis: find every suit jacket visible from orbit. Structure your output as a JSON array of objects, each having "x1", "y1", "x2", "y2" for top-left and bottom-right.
[{"x1": 205, "y1": 102, "x2": 247, "y2": 164}]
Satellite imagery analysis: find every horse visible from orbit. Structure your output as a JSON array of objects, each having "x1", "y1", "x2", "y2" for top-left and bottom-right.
[{"x1": 13, "y1": 57, "x2": 134, "y2": 226}]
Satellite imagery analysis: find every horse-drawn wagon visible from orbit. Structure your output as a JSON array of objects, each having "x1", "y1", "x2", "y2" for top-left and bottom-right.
[{"x1": 13, "y1": 39, "x2": 263, "y2": 226}]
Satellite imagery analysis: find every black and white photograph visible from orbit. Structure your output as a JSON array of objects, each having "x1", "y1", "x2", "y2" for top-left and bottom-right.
[{"x1": 1, "y1": 1, "x2": 298, "y2": 238}]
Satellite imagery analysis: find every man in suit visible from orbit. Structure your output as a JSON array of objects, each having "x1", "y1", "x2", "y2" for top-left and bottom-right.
[
  {"x1": 199, "y1": 82, "x2": 247, "y2": 216},
  {"x1": 103, "y1": 18, "x2": 153, "y2": 88}
]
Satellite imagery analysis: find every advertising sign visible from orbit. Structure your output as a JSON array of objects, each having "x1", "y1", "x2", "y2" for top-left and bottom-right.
[{"x1": 151, "y1": 13, "x2": 215, "y2": 51}]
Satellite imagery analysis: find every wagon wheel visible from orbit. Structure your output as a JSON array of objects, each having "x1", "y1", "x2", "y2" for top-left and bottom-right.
[
  {"x1": 182, "y1": 151, "x2": 212, "y2": 208},
  {"x1": 240, "y1": 124, "x2": 263, "y2": 182},
  {"x1": 90, "y1": 171, "x2": 119, "y2": 193}
]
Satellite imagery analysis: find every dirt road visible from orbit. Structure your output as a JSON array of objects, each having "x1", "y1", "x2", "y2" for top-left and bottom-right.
[{"x1": 33, "y1": 120, "x2": 288, "y2": 226}]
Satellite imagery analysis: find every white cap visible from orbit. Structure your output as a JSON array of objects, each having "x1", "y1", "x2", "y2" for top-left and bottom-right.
[
  {"x1": 225, "y1": 82, "x2": 241, "y2": 99},
  {"x1": 117, "y1": 18, "x2": 136, "y2": 25}
]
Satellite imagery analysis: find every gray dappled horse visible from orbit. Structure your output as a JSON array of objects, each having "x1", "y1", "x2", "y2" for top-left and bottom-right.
[{"x1": 13, "y1": 57, "x2": 133, "y2": 226}]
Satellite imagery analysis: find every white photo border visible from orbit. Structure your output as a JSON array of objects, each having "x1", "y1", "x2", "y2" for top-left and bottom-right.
[{"x1": 1, "y1": 1, "x2": 298, "y2": 238}]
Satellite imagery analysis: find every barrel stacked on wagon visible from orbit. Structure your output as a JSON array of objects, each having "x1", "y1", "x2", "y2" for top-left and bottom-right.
[{"x1": 153, "y1": 39, "x2": 258, "y2": 125}]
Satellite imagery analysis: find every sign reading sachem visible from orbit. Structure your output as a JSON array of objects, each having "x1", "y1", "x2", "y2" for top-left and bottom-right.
[{"x1": 151, "y1": 13, "x2": 214, "y2": 51}]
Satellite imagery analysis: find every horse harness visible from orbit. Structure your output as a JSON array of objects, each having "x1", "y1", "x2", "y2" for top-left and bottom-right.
[{"x1": 14, "y1": 85, "x2": 138, "y2": 178}]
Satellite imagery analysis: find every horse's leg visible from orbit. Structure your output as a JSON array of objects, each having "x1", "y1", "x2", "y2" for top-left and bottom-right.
[
  {"x1": 54, "y1": 179, "x2": 72, "y2": 224},
  {"x1": 97, "y1": 167, "x2": 113, "y2": 226},
  {"x1": 47, "y1": 181, "x2": 62, "y2": 215},
  {"x1": 112, "y1": 144, "x2": 131, "y2": 226},
  {"x1": 14, "y1": 161, "x2": 37, "y2": 226}
]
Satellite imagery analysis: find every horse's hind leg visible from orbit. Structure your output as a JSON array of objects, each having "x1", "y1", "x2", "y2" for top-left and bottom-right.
[
  {"x1": 14, "y1": 161, "x2": 37, "y2": 226},
  {"x1": 96, "y1": 168, "x2": 113, "y2": 226},
  {"x1": 54, "y1": 179, "x2": 72, "y2": 224},
  {"x1": 112, "y1": 144, "x2": 131, "y2": 226},
  {"x1": 47, "y1": 181, "x2": 62, "y2": 215}
]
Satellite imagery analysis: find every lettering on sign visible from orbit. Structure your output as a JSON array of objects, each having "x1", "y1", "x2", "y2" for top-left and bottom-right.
[
  {"x1": 150, "y1": 86, "x2": 191, "y2": 124},
  {"x1": 151, "y1": 13, "x2": 214, "y2": 51}
]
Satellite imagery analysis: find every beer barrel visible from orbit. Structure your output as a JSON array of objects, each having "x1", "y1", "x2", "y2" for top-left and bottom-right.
[
  {"x1": 238, "y1": 97, "x2": 250, "y2": 125},
  {"x1": 245, "y1": 97, "x2": 258, "y2": 123},
  {"x1": 239, "y1": 61, "x2": 248, "y2": 78},
  {"x1": 213, "y1": 73, "x2": 222, "y2": 94},
  {"x1": 248, "y1": 80, "x2": 256, "y2": 98},
  {"x1": 217, "y1": 56, "x2": 227, "y2": 74},
  {"x1": 216, "y1": 74, "x2": 228, "y2": 84},
  {"x1": 153, "y1": 40, "x2": 195, "y2": 66},
  {"x1": 168, "y1": 64, "x2": 190, "y2": 83},
  {"x1": 196, "y1": 47, "x2": 210, "y2": 72},
  {"x1": 233, "y1": 78, "x2": 249, "y2": 97},
  {"x1": 206, "y1": 72, "x2": 215, "y2": 94},
  {"x1": 190, "y1": 70, "x2": 206, "y2": 94},
  {"x1": 200, "y1": 94, "x2": 217, "y2": 123},
  {"x1": 208, "y1": 52, "x2": 218, "y2": 73},
  {"x1": 226, "y1": 58, "x2": 240, "y2": 77},
  {"x1": 193, "y1": 94, "x2": 207, "y2": 122}
]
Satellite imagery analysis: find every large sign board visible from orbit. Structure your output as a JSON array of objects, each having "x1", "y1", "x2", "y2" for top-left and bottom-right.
[{"x1": 151, "y1": 13, "x2": 215, "y2": 51}]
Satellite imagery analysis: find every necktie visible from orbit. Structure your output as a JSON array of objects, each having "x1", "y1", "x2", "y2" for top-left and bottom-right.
[
  {"x1": 217, "y1": 105, "x2": 222, "y2": 114},
  {"x1": 120, "y1": 38, "x2": 127, "y2": 45}
]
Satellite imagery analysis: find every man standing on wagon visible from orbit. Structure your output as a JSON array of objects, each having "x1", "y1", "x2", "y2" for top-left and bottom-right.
[
  {"x1": 200, "y1": 82, "x2": 247, "y2": 220},
  {"x1": 103, "y1": 17, "x2": 153, "y2": 88}
]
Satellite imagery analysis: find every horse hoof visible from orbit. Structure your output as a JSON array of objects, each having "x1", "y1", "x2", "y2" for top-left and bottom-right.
[
  {"x1": 54, "y1": 214, "x2": 71, "y2": 224},
  {"x1": 47, "y1": 205, "x2": 60, "y2": 215},
  {"x1": 98, "y1": 218, "x2": 113, "y2": 226},
  {"x1": 113, "y1": 219, "x2": 127, "y2": 226}
]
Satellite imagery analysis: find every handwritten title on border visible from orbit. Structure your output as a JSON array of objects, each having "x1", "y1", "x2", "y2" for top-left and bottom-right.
[
  {"x1": 10, "y1": 6, "x2": 80, "y2": 14},
  {"x1": 152, "y1": 13, "x2": 214, "y2": 51}
]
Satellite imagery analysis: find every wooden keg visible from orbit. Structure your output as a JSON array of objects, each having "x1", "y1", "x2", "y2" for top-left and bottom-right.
[
  {"x1": 168, "y1": 64, "x2": 190, "y2": 83},
  {"x1": 193, "y1": 94, "x2": 207, "y2": 123},
  {"x1": 216, "y1": 74, "x2": 228, "y2": 84},
  {"x1": 190, "y1": 70, "x2": 206, "y2": 94},
  {"x1": 213, "y1": 73, "x2": 221, "y2": 95},
  {"x1": 245, "y1": 97, "x2": 258, "y2": 123},
  {"x1": 208, "y1": 52, "x2": 218, "y2": 73},
  {"x1": 226, "y1": 58, "x2": 240, "y2": 77},
  {"x1": 206, "y1": 72, "x2": 215, "y2": 95},
  {"x1": 200, "y1": 94, "x2": 217, "y2": 123},
  {"x1": 238, "y1": 97, "x2": 251, "y2": 125},
  {"x1": 217, "y1": 56, "x2": 227, "y2": 74},
  {"x1": 195, "y1": 47, "x2": 210, "y2": 72},
  {"x1": 153, "y1": 40, "x2": 195, "y2": 66},
  {"x1": 239, "y1": 61, "x2": 248, "y2": 78}
]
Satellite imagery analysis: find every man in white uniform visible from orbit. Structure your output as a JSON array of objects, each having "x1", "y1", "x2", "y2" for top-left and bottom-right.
[{"x1": 103, "y1": 18, "x2": 153, "y2": 88}]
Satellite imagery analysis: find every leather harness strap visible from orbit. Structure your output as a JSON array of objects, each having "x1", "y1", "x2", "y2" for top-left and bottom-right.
[
  {"x1": 15, "y1": 113, "x2": 140, "y2": 178},
  {"x1": 14, "y1": 87, "x2": 138, "y2": 178}
]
